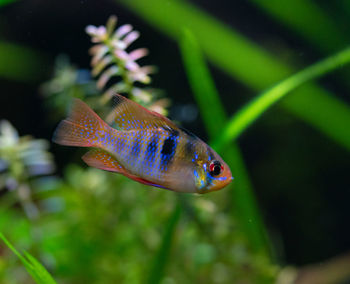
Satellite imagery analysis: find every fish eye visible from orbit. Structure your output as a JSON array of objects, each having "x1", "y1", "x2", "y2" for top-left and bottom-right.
[{"x1": 209, "y1": 160, "x2": 223, "y2": 176}]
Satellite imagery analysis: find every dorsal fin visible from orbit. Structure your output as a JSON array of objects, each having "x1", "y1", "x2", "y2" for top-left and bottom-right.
[{"x1": 105, "y1": 94, "x2": 179, "y2": 131}]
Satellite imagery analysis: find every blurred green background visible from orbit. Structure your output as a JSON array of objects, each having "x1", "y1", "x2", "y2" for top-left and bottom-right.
[{"x1": 1, "y1": 0, "x2": 350, "y2": 283}]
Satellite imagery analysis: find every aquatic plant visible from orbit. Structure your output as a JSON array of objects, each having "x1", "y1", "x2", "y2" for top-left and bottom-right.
[
  {"x1": 212, "y1": 45, "x2": 350, "y2": 150},
  {"x1": 42, "y1": 16, "x2": 168, "y2": 119},
  {"x1": 0, "y1": 233, "x2": 56, "y2": 284},
  {"x1": 0, "y1": 120, "x2": 54, "y2": 219},
  {"x1": 86, "y1": 15, "x2": 168, "y2": 115},
  {"x1": 40, "y1": 55, "x2": 98, "y2": 119}
]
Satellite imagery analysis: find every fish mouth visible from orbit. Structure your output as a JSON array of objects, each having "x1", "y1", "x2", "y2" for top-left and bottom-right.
[
  {"x1": 226, "y1": 176, "x2": 234, "y2": 186},
  {"x1": 220, "y1": 175, "x2": 234, "y2": 189},
  {"x1": 204, "y1": 175, "x2": 233, "y2": 193}
]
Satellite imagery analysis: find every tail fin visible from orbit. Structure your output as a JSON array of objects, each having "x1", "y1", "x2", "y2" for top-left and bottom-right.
[{"x1": 53, "y1": 99, "x2": 108, "y2": 147}]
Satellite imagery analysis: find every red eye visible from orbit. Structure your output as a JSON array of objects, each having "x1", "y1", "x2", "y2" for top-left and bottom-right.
[{"x1": 209, "y1": 161, "x2": 223, "y2": 176}]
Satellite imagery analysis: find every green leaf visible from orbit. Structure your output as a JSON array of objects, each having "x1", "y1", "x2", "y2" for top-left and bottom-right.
[
  {"x1": 147, "y1": 203, "x2": 181, "y2": 284},
  {"x1": 249, "y1": 0, "x2": 347, "y2": 53},
  {"x1": 116, "y1": 0, "x2": 350, "y2": 151},
  {"x1": 213, "y1": 46, "x2": 350, "y2": 150},
  {"x1": 0, "y1": 233, "x2": 57, "y2": 284},
  {"x1": 179, "y1": 29, "x2": 227, "y2": 138},
  {"x1": 179, "y1": 29, "x2": 271, "y2": 258}
]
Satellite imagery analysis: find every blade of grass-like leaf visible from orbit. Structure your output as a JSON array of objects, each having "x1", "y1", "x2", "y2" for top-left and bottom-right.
[
  {"x1": 249, "y1": 0, "x2": 347, "y2": 53},
  {"x1": 178, "y1": 30, "x2": 226, "y2": 136},
  {"x1": 23, "y1": 252, "x2": 57, "y2": 284},
  {"x1": 116, "y1": 0, "x2": 350, "y2": 152},
  {"x1": 0, "y1": 233, "x2": 57, "y2": 284},
  {"x1": 180, "y1": 29, "x2": 271, "y2": 258},
  {"x1": 0, "y1": 42, "x2": 46, "y2": 82},
  {"x1": 147, "y1": 203, "x2": 181, "y2": 284},
  {"x1": 213, "y1": 46, "x2": 350, "y2": 150},
  {"x1": 0, "y1": 233, "x2": 32, "y2": 268}
]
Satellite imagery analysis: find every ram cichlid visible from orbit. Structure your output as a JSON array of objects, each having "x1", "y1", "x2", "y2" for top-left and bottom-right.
[{"x1": 53, "y1": 95, "x2": 233, "y2": 193}]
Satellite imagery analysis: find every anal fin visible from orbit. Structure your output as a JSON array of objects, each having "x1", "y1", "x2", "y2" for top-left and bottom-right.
[
  {"x1": 82, "y1": 149, "x2": 124, "y2": 173},
  {"x1": 82, "y1": 149, "x2": 165, "y2": 188}
]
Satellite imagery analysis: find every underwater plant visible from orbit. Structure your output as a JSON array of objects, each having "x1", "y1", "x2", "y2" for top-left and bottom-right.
[
  {"x1": 86, "y1": 15, "x2": 168, "y2": 115},
  {"x1": 0, "y1": 120, "x2": 54, "y2": 219},
  {"x1": 40, "y1": 55, "x2": 98, "y2": 119}
]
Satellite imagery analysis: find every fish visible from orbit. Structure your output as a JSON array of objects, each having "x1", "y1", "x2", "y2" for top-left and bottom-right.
[{"x1": 53, "y1": 94, "x2": 233, "y2": 193}]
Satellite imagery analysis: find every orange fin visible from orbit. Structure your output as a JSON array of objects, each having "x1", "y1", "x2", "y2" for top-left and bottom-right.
[
  {"x1": 105, "y1": 94, "x2": 179, "y2": 132},
  {"x1": 53, "y1": 99, "x2": 109, "y2": 147},
  {"x1": 82, "y1": 149, "x2": 124, "y2": 173},
  {"x1": 82, "y1": 149, "x2": 165, "y2": 189}
]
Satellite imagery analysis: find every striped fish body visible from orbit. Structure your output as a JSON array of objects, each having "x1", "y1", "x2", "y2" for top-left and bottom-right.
[{"x1": 53, "y1": 95, "x2": 233, "y2": 193}]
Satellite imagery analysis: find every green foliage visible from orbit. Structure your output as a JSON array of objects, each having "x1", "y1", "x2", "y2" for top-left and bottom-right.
[
  {"x1": 213, "y1": 46, "x2": 350, "y2": 150},
  {"x1": 0, "y1": 164, "x2": 278, "y2": 283},
  {"x1": 249, "y1": 0, "x2": 347, "y2": 52},
  {"x1": 147, "y1": 203, "x2": 181, "y2": 284},
  {"x1": 0, "y1": 233, "x2": 56, "y2": 284},
  {"x1": 38, "y1": 165, "x2": 180, "y2": 283},
  {"x1": 179, "y1": 29, "x2": 227, "y2": 138}
]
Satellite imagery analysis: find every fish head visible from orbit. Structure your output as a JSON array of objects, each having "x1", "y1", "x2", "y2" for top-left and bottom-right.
[{"x1": 194, "y1": 154, "x2": 233, "y2": 194}]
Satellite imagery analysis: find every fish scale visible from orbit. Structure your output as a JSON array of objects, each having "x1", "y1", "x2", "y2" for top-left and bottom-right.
[{"x1": 114, "y1": 129, "x2": 170, "y2": 180}]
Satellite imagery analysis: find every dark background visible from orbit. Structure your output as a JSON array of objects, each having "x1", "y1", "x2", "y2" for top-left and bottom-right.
[{"x1": 1, "y1": 0, "x2": 349, "y2": 266}]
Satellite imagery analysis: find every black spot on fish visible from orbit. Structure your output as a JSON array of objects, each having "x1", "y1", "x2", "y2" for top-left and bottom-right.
[
  {"x1": 145, "y1": 135, "x2": 158, "y2": 165},
  {"x1": 161, "y1": 138, "x2": 175, "y2": 156},
  {"x1": 180, "y1": 127, "x2": 197, "y2": 139},
  {"x1": 160, "y1": 133, "x2": 178, "y2": 169}
]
